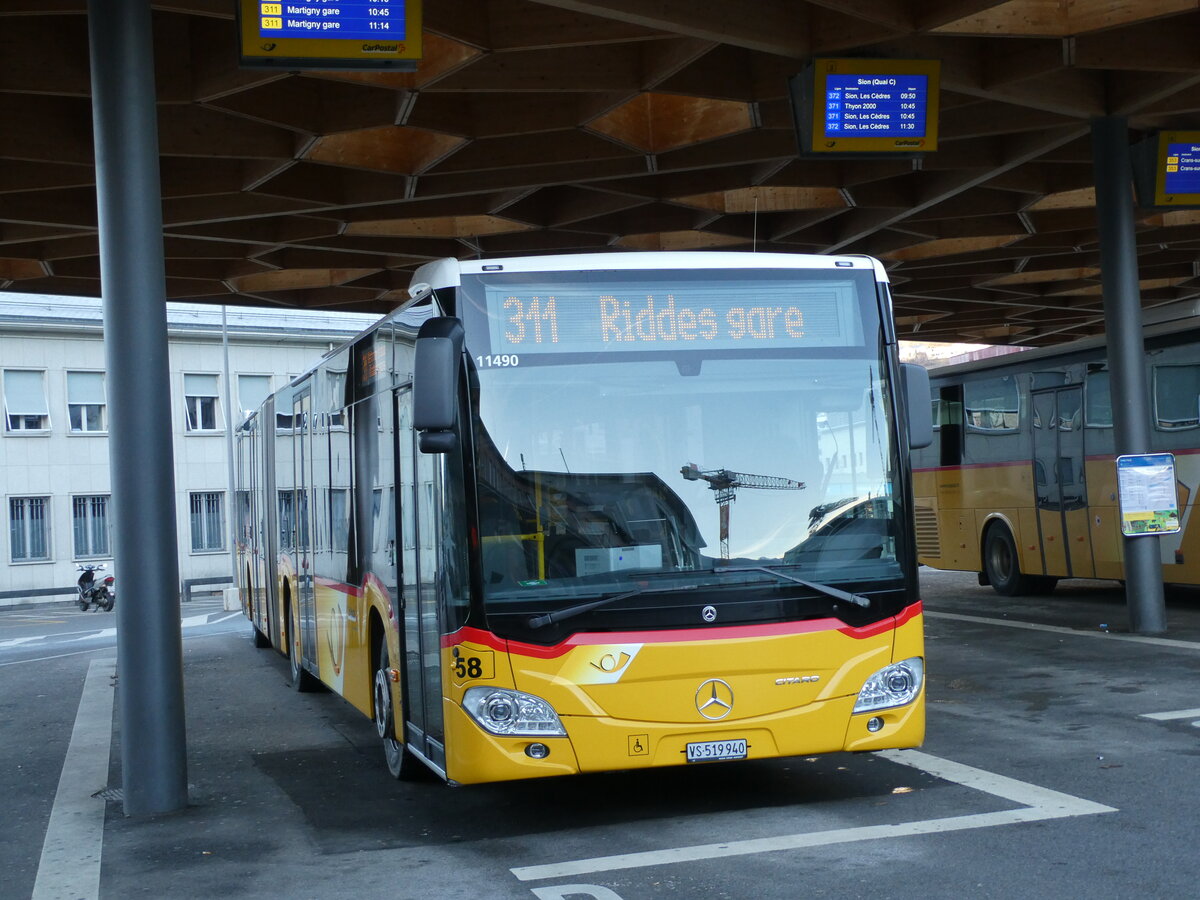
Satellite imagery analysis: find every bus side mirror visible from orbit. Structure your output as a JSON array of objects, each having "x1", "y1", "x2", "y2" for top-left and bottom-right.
[
  {"x1": 901, "y1": 363, "x2": 933, "y2": 449},
  {"x1": 414, "y1": 317, "x2": 464, "y2": 454}
]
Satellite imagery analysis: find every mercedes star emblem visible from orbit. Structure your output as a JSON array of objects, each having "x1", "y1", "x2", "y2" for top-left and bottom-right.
[{"x1": 695, "y1": 678, "x2": 734, "y2": 719}]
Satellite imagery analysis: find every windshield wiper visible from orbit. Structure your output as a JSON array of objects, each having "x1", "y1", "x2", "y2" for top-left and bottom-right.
[
  {"x1": 526, "y1": 586, "x2": 648, "y2": 630},
  {"x1": 713, "y1": 565, "x2": 870, "y2": 608},
  {"x1": 526, "y1": 582, "x2": 703, "y2": 629}
]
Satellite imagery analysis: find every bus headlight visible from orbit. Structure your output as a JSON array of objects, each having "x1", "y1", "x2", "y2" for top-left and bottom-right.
[
  {"x1": 853, "y1": 657, "x2": 924, "y2": 713},
  {"x1": 462, "y1": 687, "x2": 567, "y2": 737}
]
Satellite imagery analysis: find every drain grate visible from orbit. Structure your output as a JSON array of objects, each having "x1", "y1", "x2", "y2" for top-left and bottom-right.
[{"x1": 92, "y1": 787, "x2": 123, "y2": 802}]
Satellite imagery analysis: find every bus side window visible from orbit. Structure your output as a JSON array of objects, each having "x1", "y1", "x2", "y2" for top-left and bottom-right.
[
  {"x1": 937, "y1": 386, "x2": 963, "y2": 467},
  {"x1": 1085, "y1": 368, "x2": 1112, "y2": 427},
  {"x1": 1153, "y1": 364, "x2": 1200, "y2": 430}
]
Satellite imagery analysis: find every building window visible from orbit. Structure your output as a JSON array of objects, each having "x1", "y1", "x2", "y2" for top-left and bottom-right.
[
  {"x1": 184, "y1": 373, "x2": 221, "y2": 432},
  {"x1": 237, "y1": 374, "x2": 271, "y2": 422},
  {"x1": 278, "y1": 490, "x2": 294, "y2": 549},
  {"x1": 72, "y1": 495, "x2": 111, "y2": 558},
  {"x1": 67, "y1": 371, "x2": 107, "y2": 433},
  {"x1": 330, "y1": 488, "x2": 350, "y2": 553},
  {"x1": 3, "y1": 369, "x2": 50, "y2": 432},
  {"x1": 327, "y1": 370, "x2": 347, "y2": 428},
  {"x1": 10, "y1": 496, "x2": 51, "y2": 561},
  {"x1": 189, "y1": 492, "x2": 225, "y2": 552}
]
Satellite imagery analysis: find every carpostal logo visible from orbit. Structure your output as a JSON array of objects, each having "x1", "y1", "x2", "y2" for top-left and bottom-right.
[
  {"x1": 362, "y1": 42, "x2": 403, "y2": 53},
  {"x1": 894, "y1": 139, "x2": 925, "y2": 147}
]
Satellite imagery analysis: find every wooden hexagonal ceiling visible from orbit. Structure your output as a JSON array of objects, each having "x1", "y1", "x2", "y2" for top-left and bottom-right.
[{"x1": 5, "y1": 0, "x2": 1200, "y2": 346}]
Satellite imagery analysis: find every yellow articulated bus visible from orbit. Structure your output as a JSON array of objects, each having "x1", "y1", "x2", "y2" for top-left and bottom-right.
[
  {"x1": 235, "y1": 251, "x2": 932, "y2": 785},
  {"x1": 912, "y1": 316, "x2": 1200, "y2": 595}
]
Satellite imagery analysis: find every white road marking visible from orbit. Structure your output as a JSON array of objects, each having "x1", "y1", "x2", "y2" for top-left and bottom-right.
[
  {"x1": 509, "y1": 749, "x2": 1116, "y2": 882},
  {"x1": 0, "y1": 647, "x2": 114, "y2": 668},
  {"x1": 925, "y1": 610, "x2": 1200, "y2": 651},
  {"x1": 184, "y1": 611, "x2": 240, "y2": 627},
  {"x1": 1140, "y1": 708, "x2": 1200, "y2": 721},
  {"x1": 0, "y1": 611, "x2": 242, "y2": 649},
  {"x1": 31, "y1": 658, "x2": 116, "y2": 900},
  {"x1": 0, "y1": 635, "x2": 48, "y2": 648}
]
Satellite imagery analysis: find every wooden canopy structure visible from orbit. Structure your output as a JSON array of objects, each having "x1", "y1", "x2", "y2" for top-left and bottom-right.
[{"x1": 4, "y1": 0, "x2": 1200, "y2": 345}]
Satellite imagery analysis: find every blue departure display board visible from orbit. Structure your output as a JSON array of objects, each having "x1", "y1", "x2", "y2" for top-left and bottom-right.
[
  {"x1": 823, "y1": 74, "x2": 928, "y2": 139},
  {"x1": 237, "y1": 0, "x2": 422, "y2": 69},
  {"x1": 1163, "y1": 142, "x2": 1200, "y2": 194},
  {"x1": 259, "y1": 1, "x2": 408, "y2": 40},
  {"x1": 1152, "y1": 132, "x2": 1200, "y2": 206},
  {"x1": 792, "y1": 59, "x2": 940, "y2": 154}
]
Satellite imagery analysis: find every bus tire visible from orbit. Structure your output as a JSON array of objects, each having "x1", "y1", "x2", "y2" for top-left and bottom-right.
[
  {"x1": 983, "y1": 523, "x2": 1037, "y2": 597},
  {"x1": 289, "y1": 608, "x2": 318, "y2": 692},
  {"x1": 374, "y1": 630, "x2": 425, "y2": 781}
]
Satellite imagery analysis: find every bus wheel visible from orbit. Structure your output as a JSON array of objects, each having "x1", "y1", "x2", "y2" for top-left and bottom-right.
[
  {"x1": 289, "y1": 609, "x2": 317, "y2": 692},
  {"x1": 374, "y1": 631, "x2": 425, "y2": 781},
  {"x1": 983, "y1": 524, "x2": 1036, "y2": 596}
]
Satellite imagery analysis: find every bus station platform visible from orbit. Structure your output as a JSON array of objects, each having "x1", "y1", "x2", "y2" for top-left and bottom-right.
[{"x1": 8, "y1": 569, "x2": 1200, "y2": 900}]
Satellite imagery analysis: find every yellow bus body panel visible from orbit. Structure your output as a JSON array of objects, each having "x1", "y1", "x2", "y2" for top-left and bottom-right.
[
  {"x1": 441, "y1": 609, "x2": 924, "y2": 785},
  {"x1": 918, "y1": 454, "x2": 1200, "y2": 584},
  {"x1": 260, "y1": 569, "x2": 925, "y2": 785}
]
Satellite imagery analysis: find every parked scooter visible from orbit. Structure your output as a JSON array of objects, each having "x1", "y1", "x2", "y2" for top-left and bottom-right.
[{"x1": 76, "y1": 564, "x2": 116, "y2": 612}]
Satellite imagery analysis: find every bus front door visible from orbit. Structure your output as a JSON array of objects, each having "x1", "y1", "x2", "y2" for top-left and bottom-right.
[
  {"x1": 1032, "y1": 387, "x2": 1095, "y2": 578},
  {"x1": 293, "y1": 390, "x2": 318, "y2": 666},
  {"x1": 396, "y1": 387, "x2": 447, "y2": 773}
]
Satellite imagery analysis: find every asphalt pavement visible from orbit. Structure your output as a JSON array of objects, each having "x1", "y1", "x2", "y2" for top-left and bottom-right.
[{"x1": 4, "y1": 572, "x2": 1200, "y2": 900}]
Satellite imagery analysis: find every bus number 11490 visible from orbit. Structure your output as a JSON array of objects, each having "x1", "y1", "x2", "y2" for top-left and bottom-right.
[{"x1": 476, "y1": 354, "x2": 520, "y2": 368}]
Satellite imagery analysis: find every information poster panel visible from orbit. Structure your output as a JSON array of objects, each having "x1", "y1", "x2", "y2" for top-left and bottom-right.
[
  {"x1": 1153, "y1": 131, "x2": 1200, "y2": 207},
  {"x1": 238, "y1": 0, "x2": 422, "y2": 70},
  {"x1": 1116, "y1": 453, "x2": 1180, "y2": 536}
]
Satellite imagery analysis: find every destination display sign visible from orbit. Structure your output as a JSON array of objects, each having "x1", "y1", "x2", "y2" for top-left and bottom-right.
[
  {"x1": 792, "y1": 59, "x2": 940, "y2": 154},
  {"x1": 475, "y1": 281, "x2": 865, "y2": 362},
  {"x1": 237, "y1": 0, "x2": 422, "y2": 69},
  {"x1": 824, "y1": 74, "x2": 928, "y2": 139},
  {"x1": 1154, "y1": 131, "x2": 1200, "y2": 206}
]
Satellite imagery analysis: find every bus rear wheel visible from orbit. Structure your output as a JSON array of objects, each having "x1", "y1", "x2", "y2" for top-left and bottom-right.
[
  {"x1": 289, "y1": 608, "x2": 318, "y2": 692},
  {"x1": 983, "y1": 524, "x2": 1039, "y2": 596},
  {"x1": 374, "y1": 631, "x2": 425, "y2": 781}
]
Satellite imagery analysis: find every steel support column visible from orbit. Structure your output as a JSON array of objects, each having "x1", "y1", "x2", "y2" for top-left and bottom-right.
[
  {"x1": 88, "y1": 0, "x2": 189, "y2": 813},
  {"x1": 1091, "y1": 116, "x2": 1169, "y2": 635}
]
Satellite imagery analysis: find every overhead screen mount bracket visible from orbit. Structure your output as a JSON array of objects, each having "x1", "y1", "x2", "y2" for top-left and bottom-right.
[{"x1": 789, "y1": 57, "x2": 940, "y2": 161}]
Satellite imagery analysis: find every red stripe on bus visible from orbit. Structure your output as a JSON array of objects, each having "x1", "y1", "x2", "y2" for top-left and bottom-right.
[
  {"x1": 362, "y1": 572, "x2": 392, "y2": 597},
  {"x1": 837, "y1": 599, "x2": 923, "y2": 639},
  {"x1": 442, "y1": 607, "x2": 918, "y2": 659},
  {"x1": 314, "y1": 577, "x2": 361, "y2": 596},
  {"x1": 897, "y1": 600, "x2": 922, "y2": 627}
]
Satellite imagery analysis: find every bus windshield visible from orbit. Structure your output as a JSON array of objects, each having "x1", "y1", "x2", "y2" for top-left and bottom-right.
[{"x1": 459, "y1": 266, "x2": 904, "y2": 639}]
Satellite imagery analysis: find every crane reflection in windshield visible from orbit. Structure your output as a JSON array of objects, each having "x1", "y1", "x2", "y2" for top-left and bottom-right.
[{"x1": 477, "y1": 430, "x2": 705, "y2": 588}]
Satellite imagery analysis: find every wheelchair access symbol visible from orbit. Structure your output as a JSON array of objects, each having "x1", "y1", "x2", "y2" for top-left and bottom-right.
[{"x1": 628, "y1": 734, "x2": 649, "y2": 756}]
